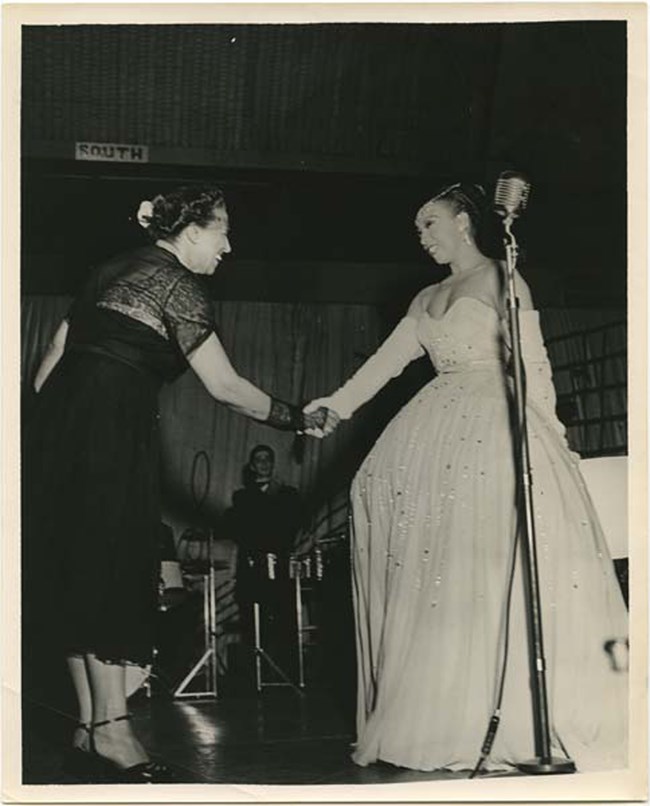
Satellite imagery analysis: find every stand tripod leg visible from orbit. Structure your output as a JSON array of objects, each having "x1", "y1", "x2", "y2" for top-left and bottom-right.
[
  {"x1": 254, "y1": 648, "x2": 303, "y2": 695},
  {"x1": 254, "y1": 601, "x2": 263, "y2": 693},
  {"x1": 173, "y1": 648, "x2": 215, "y2": 696},
  {"x1": 208, "y1": 565, "x2": 218, "y2": 695},
  {"x1": 296, "y1": 577, "x2": 305, "y2": 689},
  {"x1": 252, "y1": 599, "x2": 303, "y2": 697},
  {"x1": 173, "y1": 571, "x2": 218, "y2": 699}
]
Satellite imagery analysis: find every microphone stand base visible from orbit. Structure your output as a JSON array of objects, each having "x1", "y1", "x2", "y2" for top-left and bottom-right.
[{"x1": 516, "y1": 757, "x2": 576, "y2": 775}]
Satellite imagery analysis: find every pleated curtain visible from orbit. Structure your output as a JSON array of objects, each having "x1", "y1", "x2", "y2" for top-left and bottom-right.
[{"x1": 21, "y1": 297, "x2": 627, "y2": 541}]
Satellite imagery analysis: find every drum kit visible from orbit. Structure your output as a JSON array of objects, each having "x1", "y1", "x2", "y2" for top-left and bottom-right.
[
  {"x1": 147, "y1": 451, "x2": 347, "y2": 699},
  {"x1": 166, "y1": 527, "x2": 227, "y2": 700},
  {"x1": 248, "y1": 547, "x2": 325, "y2": 694},
  {"x1": 153, "y1": 451, "x2": 222, "y2": 699},
  {"x1": 155, "y1": 542, "x2": 334, "y2": 697},
  {"x1": 247, "y1": 548, "x2": 324, "y2": 582},
  {"x1": 125, "y1": 543, "x2": 217, "y2": 701}
]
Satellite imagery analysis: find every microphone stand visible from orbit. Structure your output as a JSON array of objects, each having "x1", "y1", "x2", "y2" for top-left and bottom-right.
[{"x1": 501, "y1": 217, "x2": 575, "y2": 775}]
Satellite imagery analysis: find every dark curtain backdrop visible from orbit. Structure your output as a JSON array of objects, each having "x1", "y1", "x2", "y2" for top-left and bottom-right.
[
  {"x1": 21, "y1": 296, "x2": 389, "y2": 543},
  {"x1": 22, "y1": 297, "x2": 627, "y2": 544}
]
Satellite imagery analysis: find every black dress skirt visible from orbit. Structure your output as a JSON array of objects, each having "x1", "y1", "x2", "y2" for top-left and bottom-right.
[{"x1": 22, "y1": 246, "x2": 216, "y2": 672}]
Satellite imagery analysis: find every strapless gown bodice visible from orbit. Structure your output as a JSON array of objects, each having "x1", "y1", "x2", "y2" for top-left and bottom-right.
[{"x1": 416, "y1": 296, "x2": 506, "y2": 374}]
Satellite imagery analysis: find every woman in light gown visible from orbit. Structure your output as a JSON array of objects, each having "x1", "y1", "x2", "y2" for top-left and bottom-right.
[{"x1": 305, "y1": 183, "x2": 628, "y2": 773}]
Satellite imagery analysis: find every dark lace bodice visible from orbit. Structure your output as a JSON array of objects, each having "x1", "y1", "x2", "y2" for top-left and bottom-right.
[{"x1": 65, "y1": 245, "x2": 215, "y2": 382}]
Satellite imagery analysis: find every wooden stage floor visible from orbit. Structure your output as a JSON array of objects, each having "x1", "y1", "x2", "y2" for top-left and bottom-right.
[{"x1": 21, "y1": 685, "x2": 520, "y2": 787}]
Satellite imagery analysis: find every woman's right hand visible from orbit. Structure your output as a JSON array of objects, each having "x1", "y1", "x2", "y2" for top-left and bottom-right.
[{"x1": 302, "y1": 399, "x2": 341, "y2": 438}]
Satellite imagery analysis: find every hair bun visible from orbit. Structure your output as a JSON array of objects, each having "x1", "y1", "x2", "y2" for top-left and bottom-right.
[
  {"x1": 136, "y1": 200, "x2": 154, "y2": 229},
  {"x1": 135, "y1": 185, "x2": 225, "y2": 242}
]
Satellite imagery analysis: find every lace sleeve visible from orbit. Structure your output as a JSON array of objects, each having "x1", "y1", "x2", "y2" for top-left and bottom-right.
[{"x1": 163, "y1": 273, "x2": 215, "y2": 357}]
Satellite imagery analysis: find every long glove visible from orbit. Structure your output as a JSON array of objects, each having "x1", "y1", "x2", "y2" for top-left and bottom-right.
[
  {"x1": 515, "y1": 311, "x2": 567, "y2": 441},
  {"x1": 305, "y1": 316, "x2": 425, "y2": 421}
]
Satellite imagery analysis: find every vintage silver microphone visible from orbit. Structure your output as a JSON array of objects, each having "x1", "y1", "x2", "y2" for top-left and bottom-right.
[
  {"x1": 494, "y1": 170, "x2": 531, "y2": 223},
  {"x1": 491, "y1": 171, "x2": 575, "y2": 775}
]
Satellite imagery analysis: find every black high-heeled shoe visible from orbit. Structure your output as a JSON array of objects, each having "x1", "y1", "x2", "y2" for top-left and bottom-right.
[
  {"x1": 91, "y1": 714, "x2": 176, "y2": 784},
  {"x1": 99, "y1": 758, "x2": 177, "y2": 783}
]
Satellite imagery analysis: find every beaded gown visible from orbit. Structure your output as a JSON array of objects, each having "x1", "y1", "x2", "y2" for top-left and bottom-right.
[
  {"x1": 22, "y1": 246, "x2": 216, "y2": 672},
  {"x1": 350, "y1": 297, "x2": 628, "y2": 772}
]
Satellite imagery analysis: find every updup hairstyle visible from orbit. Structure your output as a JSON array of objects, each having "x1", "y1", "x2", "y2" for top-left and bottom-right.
[{"x1": 143, "y1": 185, "x2": 226, "y2": 241}]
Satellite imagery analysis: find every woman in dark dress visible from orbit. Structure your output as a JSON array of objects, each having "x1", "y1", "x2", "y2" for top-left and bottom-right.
[{"x1": 22, "y1": 185, "x2": 317, "y2": 782}]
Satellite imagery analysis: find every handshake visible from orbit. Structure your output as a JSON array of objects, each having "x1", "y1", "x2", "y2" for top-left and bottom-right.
[
  {"x1": 267, "y1": 397, "x2": 341, "y2": 434},
  {"x1": 300, "y1": 401, "x2": 341, "y2": 438}
]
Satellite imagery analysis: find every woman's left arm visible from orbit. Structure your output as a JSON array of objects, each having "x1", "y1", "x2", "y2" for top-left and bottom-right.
[
  {"x1": 517, "y1": 310, "x2": 567, "y2": 441},
  {"x1": 33, "y1": 319, "x2": 69, "y2": 393},
  {"x1": 513, "y1": 269, "x2": 534, "y2": 311},
  {"x1": 495, "y1": 263, "x2": 534, "y2": 314},
  {"x1": 496, "y1": 265, "x2": 566, "y2": 439}
]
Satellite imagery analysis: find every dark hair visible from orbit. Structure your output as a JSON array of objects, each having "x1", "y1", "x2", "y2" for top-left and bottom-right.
[
  {"x1": 142, "y1": 185, "x2": 226, "y2": 241},
  {"x1": 242, "y1": 444, "x2": 275, "y2": 488},
  {"x1": 425, "y1": 182, "x2": 487, "y2": 240},
  {"x1": 249, "y1": 444, "x2": 275, "y2": 464}
]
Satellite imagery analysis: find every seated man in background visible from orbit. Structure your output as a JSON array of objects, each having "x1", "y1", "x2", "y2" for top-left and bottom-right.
[{"x1": 222, "y1": 445, "x2": 302, "y2": 683}]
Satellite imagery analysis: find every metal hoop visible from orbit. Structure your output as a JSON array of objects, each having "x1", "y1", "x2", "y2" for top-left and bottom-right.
[{"x1": 190, "y1": 450, "x2": 211, "y2": 511}]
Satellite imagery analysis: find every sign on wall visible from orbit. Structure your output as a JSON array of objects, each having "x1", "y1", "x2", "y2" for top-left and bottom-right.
[{"x1": 75, "y1": 142, "x2": 149, "y2": 163}]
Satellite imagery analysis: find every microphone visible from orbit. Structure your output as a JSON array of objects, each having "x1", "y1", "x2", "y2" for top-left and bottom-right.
[{"x1": 494, "y1": 171, "x2": 531, "y2": 220}]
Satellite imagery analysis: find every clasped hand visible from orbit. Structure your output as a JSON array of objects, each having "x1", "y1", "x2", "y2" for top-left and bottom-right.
[{"x1": 301, "y1": 401, "x2": 340, "y2": 438}]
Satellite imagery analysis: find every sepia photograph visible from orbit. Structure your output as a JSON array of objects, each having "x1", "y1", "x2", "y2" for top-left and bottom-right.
[{"x1": 2, "y1": 2, "x2": 647, "y2": 802}]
